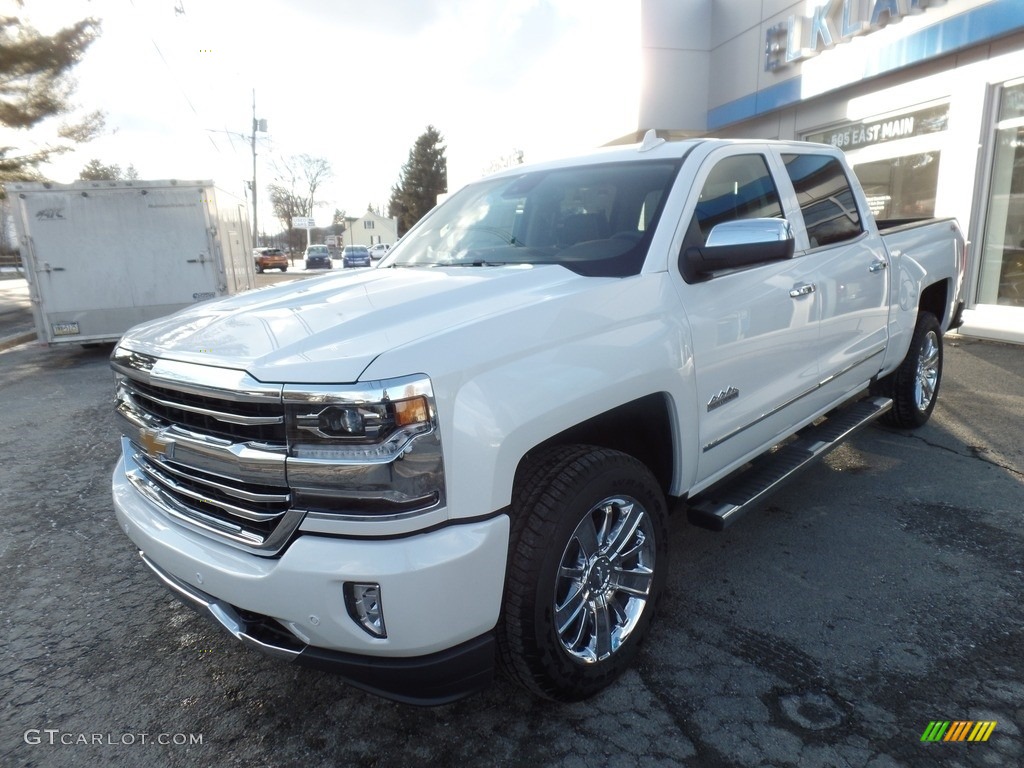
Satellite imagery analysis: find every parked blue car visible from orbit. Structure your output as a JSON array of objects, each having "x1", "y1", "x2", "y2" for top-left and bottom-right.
[{"x1": 341, "y1": 245, "x2": 372, "y2": 268}]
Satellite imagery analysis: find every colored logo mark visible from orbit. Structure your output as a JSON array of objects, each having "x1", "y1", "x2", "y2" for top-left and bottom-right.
[{"x1": 921, "y1": 721, "x2": 997, "y2": 742}]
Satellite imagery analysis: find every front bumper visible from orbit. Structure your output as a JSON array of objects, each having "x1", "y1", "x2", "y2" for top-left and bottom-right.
[
  {"x1": 112, "y1": 456, "x2": 510, "y2": 704},
  {"x1": 139, "y1": 551, "x2": 495, "y2": 705}
]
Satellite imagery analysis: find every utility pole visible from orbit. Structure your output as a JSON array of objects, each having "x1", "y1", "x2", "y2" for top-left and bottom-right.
[{"x1": 251, "y1": 90, "x2": 267, "y2": 250}]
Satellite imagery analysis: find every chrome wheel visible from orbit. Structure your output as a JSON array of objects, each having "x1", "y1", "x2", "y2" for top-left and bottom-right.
[
  {"x1": 500, "y1": 445, "x2": 668, "y2": 700},
  {"x1": 554, "y1": 495, "x2": 656, "y2": 663},
  {"x1": 915, "y1": 330, "x2": 940, "y2": 412}
]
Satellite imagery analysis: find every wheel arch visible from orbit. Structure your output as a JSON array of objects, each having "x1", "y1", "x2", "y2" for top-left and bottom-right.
[
  {"x1": 919, "y1": 278, "x2": 950, "y2": 329},
  {"x1": 512, "y1": 392, "x2": 677, "y2": 499}
]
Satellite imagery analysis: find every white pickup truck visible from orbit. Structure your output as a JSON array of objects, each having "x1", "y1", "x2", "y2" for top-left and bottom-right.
[{"x1": 110, "y1": 136, "x2": 966, "y2": 705}]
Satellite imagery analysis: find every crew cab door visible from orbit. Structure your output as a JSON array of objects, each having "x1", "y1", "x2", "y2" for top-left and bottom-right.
[
  {"x1": 774, "y1": 151, "x2": 889, "y2": 402},
  {"x1": 670, "y1": 146, "x2": 822, "y2": 487}
]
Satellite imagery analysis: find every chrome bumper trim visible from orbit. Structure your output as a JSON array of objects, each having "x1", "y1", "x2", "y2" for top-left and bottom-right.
[
  {"x1": 139, "y1": 551, "x2": 302, "y2": 660},
  {"x1": 123, "y1": 437, "x2": 304, "y2": 554}
]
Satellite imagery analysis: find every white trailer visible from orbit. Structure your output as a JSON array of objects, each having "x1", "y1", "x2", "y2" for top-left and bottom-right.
[{"x1": 6, "y1": 179, "x2": 256, "y2": 345}]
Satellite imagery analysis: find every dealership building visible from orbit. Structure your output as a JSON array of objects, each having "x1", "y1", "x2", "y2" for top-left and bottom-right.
[{"x1": 635, "y1": 0, "x2": 1024, "y2": 343}]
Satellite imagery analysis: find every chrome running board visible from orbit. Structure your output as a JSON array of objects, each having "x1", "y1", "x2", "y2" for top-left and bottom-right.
[{"x1": 687, "y1": 396, "x2": 893, "y2": 531}]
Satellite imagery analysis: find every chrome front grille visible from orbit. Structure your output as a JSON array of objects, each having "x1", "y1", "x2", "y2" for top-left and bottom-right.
[
  {"x1": 125, "y1": 378, "x2": 286, "y2": 443},
  {"x1": 112, "y1": 350, "x2": 300, "y2": 555},
  {"x1": 136, "y1": 451, "x2": 289, "y2": 523},
  {"x1": 113, "y1": 348, "x2": 448, "y2": 548}
]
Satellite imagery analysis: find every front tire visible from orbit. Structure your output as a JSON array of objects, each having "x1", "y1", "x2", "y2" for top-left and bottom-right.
[
  {"x1": 498, "y1": 445, "x2": 668, "y2": 701},
  {"x1": 873, "y1": 311, "x2": 943, "y2": 428}
]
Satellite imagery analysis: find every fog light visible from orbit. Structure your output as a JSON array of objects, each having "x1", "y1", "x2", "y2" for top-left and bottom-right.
[{"x1": 345, "y1": 582, "x2": 387, "y2": 638}]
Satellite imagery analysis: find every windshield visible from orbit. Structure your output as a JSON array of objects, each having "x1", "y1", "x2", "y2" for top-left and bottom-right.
[{"x1": 382, "y1": 160, "x2": 680, "y2": 277}]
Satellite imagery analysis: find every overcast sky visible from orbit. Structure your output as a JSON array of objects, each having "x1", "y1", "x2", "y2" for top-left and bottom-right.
[{"x1": 17, "y1": 0, "x2": 641, "y2": 235}]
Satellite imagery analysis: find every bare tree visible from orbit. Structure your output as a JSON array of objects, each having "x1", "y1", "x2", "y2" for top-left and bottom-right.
[
  {"x1": 271, "y1": 153, "x2": 333, "y2": 218},
  {"x1": 268, "y1": 154, "x2": 333, "y2": 253},
  {"x1": 482, "y1": 148, "x2": 524, "y2": 176},
  {"x1": 299, "y1": 154, "x2": 332, "y2": 214},
  {"x1": 267, "y1": 183, "x2": 307, "y2": 254}
]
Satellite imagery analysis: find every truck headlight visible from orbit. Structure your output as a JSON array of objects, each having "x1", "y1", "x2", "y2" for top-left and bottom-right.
[{"x1": 283, "y1": 375, "x2": 445, "y2": 520}]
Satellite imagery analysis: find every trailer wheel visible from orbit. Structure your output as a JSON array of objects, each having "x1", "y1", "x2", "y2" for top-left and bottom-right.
[
  {"x1": 498, "y1": 445, "x2": 668, "y2": 701},
  {"x1": 873, "y1": 311, "x2": 942, "y2": 428}
]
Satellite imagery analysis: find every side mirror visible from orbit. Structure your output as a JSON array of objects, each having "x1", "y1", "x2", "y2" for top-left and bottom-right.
[{"x1": 682, "y1": 218, "x2": 795, "y2": 281}]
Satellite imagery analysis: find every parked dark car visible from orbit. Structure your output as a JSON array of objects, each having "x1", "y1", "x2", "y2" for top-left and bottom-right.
[
  {"x1": 304, "y1": 245, "x2": 332, "y2": 270},
  {"x1": 253, "y1": 247, "x2": 288, "y2": 273},
  {"x1": 341, "y1": 245, "x2": 372, "y2": 268}
]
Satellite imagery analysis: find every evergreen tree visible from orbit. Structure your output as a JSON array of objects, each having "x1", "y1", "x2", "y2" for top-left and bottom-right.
[
  {"x1": 388, "y1": 126, "x2": 447, "y2": 236},
  {"x1": 79, "y1": 159, "x2": 122, "y2": 181},
  {"x1": 0, "y1": 13, "x2": 103, "y2": 185}
]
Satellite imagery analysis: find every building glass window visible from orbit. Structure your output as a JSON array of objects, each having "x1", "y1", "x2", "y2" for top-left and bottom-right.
[
  {"x1": 978, "y1": 80, "x2": 1024, "y2": 307},
  {"x1": 853, "y1": 152, "x2": 940, "y2": 220},
  {"x1": 805, "y1": 103, "x2": 947, "y2": 226}
]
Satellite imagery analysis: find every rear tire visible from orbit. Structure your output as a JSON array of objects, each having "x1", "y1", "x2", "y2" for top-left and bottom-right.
[
  {"x1": 498, "y1": 445, "x2": 668, "y2": 701},
  {"x1": 872, "y1": 311, "x2": 942, "y2": 428}
]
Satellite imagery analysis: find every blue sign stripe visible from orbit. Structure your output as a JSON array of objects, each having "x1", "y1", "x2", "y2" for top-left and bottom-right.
[{"x1": 708, "y1": 0, "x2": 1024, "y2": 131}]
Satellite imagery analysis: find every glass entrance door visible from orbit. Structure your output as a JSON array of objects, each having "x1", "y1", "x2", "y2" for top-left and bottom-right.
[{"x1": 978, "y1": 80, "x2": 1024, "y2": 307}]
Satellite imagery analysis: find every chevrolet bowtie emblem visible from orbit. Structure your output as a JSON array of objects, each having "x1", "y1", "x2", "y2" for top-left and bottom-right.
[{"x1": 139, "y1": 427, "x2": 174, "y2": 459}]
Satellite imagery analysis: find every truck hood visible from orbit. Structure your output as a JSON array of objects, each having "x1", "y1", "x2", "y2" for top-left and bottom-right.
[{"x1": 117, "y1": 266, "x2": 592, "y2": 383}]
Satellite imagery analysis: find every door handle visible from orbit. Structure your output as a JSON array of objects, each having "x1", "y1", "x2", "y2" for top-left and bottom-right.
[
  {"x1": 789, "y1": 282, "x2": 816, "y2": 298},
  {"x1": 868, "y1": 259, "x2": 888, "y2": 273}
]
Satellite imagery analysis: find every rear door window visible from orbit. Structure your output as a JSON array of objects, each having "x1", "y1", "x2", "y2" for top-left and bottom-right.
[{"x1": 781, "y1": 154, "x2": 863, "y2": 248}]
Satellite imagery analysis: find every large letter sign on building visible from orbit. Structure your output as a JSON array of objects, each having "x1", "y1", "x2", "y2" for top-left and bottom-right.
[{"x1": 765, "y1": 0, "x2": 945, "y2": 71}]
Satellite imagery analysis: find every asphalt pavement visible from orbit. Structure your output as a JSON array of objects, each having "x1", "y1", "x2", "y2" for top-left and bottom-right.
[
  {"x1": 0, "y1": 276, "x2": 34, "y2": 351},
  {"x1": 0, "y1": 291, "x2": 1022, "y2": 767}
]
